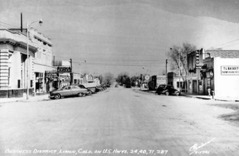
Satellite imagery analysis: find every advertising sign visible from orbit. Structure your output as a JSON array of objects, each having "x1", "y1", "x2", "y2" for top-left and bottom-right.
[
  {"x1": 57, "y1": 66, "x2": 71, "y2": 73},
  {"x1": 45, "y1": 70, "x2": 58, "y2": 80},
  {"x1": 221, "y1": 66, "x2": 239, "y2": 75}
]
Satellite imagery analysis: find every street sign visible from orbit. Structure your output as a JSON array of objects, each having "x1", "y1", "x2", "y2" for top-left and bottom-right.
[{"x1": 57, "y1": 66, "x2": 71, "y2": 73}]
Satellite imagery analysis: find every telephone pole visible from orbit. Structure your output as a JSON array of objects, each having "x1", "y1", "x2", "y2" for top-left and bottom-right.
[{"x1": 166, "y1": 59, "x2": 168, "y2": 84}]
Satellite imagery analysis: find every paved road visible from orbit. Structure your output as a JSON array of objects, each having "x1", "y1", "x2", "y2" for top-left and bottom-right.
[{"x1": 0, "y1": 86, "x2": 239, "y2": 156}]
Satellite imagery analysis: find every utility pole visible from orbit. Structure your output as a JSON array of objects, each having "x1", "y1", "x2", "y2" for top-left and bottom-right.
[
  {"x1": 166, "y1": 59, "x2": 168, "y2": 84},
  {"x1": 70, "y1": 58, "x2": 73, "y2": 85}
]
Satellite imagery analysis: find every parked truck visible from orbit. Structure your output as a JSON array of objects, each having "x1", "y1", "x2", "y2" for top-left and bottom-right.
[{"x1": 148, "y1": 75, "x2": 166, "y2": 90}]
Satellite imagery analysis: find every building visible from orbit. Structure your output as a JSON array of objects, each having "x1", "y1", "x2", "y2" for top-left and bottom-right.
[
  {"x1": 0, "y1": 29, "x2": 37, "y2": 97},
  {"x1": 29, "y1": 29, "x2": 54, "y2": 94},
  {"x1": 200, "y1": 50, "x2": 239, "y2": 100},
  {"x1": 186, "y1": 49, "x2": 239, "y2": 99},
  {"x1": 0, "y1": 28, "x2": 54, "y2": 97},
  {"x1": 167, "y1": 72, "x2": 183, "y2": 91}
]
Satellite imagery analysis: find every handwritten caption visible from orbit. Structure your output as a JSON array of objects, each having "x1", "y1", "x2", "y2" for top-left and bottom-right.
[
  {"x1": 189, "y1": 138, "x2": 215, "y2": 155},
  {"x1": 5, "y1": 149, "x2": 168, "y2": 155}
]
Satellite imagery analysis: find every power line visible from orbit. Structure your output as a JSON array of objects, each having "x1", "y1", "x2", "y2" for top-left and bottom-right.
[
  {"x1": 0, "y1": 20, "x2": 19, "y2": 29},
  {"x1": 73, "y1": 61, "x2": 165, "y2": 67},
  {"x1": 212, "y1": 38, "x2": 239, "y2": 49}
]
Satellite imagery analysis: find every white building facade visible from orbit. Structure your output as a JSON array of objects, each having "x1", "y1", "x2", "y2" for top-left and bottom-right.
[{"x1": 0, "y1": 29, "x2": 54, "y2": 97}]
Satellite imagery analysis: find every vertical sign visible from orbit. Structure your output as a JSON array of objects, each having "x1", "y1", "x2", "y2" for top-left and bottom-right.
[{"x1": 195, "y1": 50, "x2": 200, "y2": 68}]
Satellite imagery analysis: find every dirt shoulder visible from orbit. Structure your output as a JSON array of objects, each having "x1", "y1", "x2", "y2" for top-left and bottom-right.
[{"x1": 210, "y1": 103, "x2": 239, "y2": 126}]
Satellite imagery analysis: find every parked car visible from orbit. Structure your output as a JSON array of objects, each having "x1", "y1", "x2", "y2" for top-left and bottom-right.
[
  {"x1": 95, "y1": 86, "x2": 104, "y2": 92},
  {"x1": 81, "y1": 83, "x2": 97, "y2": 93},
  {"x1": 78, "y1": 84, "x2": 93, "y2": 95},
  {"x1": 156, "y1": 84, "x2": 180, "y2": 96},
  {"x1": 49, "y1": 85, "x2": 89, "y2": 99}
]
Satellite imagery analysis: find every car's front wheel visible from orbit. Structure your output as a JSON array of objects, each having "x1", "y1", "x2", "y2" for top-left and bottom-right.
[
  {"x1": 54, "y1": 94, "x2": 61, "y2": 99},
  {"x1": 175, "y1": 91, "x2": 180, "y2": 96},
  {"x1": 78, "y1": 93, "x2": 83, "y2": 97}
]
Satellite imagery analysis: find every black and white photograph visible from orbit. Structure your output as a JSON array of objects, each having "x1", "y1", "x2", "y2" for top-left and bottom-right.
[{"x1": 1, "y1": 0, "x2": 239, "y2": 155}]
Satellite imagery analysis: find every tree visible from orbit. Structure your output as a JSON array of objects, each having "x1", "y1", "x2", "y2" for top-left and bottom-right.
[
  {"x1": 167, "y1": 43, "x2": 196, "y2": 81},
  {"x1": 116, "y1": 72, "x2": 129, "y2": 85},
  {"x1": 102, "y1": 72, "x2": 114, "y2": 86}
]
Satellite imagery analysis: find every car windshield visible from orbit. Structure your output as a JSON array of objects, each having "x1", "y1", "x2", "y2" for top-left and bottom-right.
[
  {"x1": 159, "y1": 84, "x2": 166, "y2": 88},
  {"x1": 79, "y1": 85, "x2": 86, "y2": 88},
  {"x1": 61, "y1": 86, "x2": 71, "y2": 90}
]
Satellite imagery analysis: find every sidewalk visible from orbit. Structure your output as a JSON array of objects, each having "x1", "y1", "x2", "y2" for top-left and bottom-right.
[
  {"x1": 181, "y1": 93, "x2": 213, "y2": 100},
  {"x1": 0, "y1": 94, "x2": 49, "y2": 104},
  {"x1": 139, "y1": 88, "x2": 239, "y2": 102},
  {"x1": 181, "y1": 93, "x2": 239, "y2": 102}
]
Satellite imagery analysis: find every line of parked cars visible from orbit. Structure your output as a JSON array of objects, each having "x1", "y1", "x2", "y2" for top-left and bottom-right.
[{"x1": 49, "y1": 84, "x2": 108, "y2": 100}]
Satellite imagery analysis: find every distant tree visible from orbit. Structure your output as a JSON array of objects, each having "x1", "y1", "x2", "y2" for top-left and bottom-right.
[
  {"x1": 116, "y1": 72, "x2": 129, "y2": 85},
  {"x1": 167, "y1": 43, "x2": 196, "y2": 81},
  {"x1": 102, "y1": 72, "x2": 114, "y2": 86}
]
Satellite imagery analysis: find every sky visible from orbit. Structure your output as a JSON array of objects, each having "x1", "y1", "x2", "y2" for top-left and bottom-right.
[{"x1": 1, "y1": 0, "x2": 239, "y2": 76}]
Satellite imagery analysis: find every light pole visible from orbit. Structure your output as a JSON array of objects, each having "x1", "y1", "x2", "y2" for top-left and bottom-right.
[
  {"x1": 178, "y1": 51, "x2": 182, "y2": 91},
  {"x1": 26, "y1": 19, "x2": 43, "y2": 100}
]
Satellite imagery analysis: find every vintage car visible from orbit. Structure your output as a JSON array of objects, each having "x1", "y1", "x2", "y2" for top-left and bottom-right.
[
  {"x1": 78, "y1": 84, "x2": 94, "y2": 95},
  {"x1": 156, "y1": 84, "x2": 180, "y2": 96},
  {"x1": 49, "y1": 85, "x2": 89, "y2": 99}
]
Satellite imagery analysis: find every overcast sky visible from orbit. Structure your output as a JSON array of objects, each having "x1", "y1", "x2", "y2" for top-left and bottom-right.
[{"x1": 1, "y1": 0, "x2": 239, "y2": 76}]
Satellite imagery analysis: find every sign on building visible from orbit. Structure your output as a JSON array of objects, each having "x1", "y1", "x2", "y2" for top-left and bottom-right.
[
  {"x1": 221, "y1": 66, "x2": 239, "y2": 75},
  {"x1": 45, "y1": 70, "x2": 58, "y2": 80},
  {"x1": 195, "y1": 50, "x2": 200, "y2": 68},
  {"x1": 57, "y1": 67, "x2": 71, "y2": 73}
]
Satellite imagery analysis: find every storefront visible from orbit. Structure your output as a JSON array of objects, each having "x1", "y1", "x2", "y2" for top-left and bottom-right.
[
  {"x1": 35, "y1": 72, "x2": 44, "y2": 93},
  {"x1": 201, "y1": 57, "x2": 239, "y2": 100}
]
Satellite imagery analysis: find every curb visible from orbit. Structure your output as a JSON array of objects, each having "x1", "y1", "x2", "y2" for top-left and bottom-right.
[
  {"x1": 214, "y1": 99, "x2": 239, "y2": 103},
  {"x1": 0, "y1": 96, "x2": 49, "y2": 104},
  {"x1": 182, "y1": 95, "x2": 239, "y2": 102},
  {"x1": 182, "y1": 94, "x2": 213, "y2": 100},
  {"x1": 16, "y1": 98, "x2": 50, "y2": 103}
]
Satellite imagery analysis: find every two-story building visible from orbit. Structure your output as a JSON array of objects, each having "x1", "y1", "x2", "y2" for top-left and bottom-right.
[
  {"x1": 0, "y1": 28, "x2": 54, "y2": 97},
  {"x1": 0, "y1": 29, "x2": 37, "y2": 97},
  {"x1": 29, "y1": 29, "x2": 54, "y2": 94}
]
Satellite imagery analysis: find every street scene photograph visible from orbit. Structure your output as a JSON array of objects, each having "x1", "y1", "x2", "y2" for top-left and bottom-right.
[{"x1": 1, "y1": 0, "x2": 239, "y2": 156}]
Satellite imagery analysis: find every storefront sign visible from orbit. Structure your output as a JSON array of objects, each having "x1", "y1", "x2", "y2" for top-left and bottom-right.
[
  {"x1": 221, "y1": 66, "x2": 239, "y2": 75},
  {"x1": 45, "y1": 71, "x2": 57, "y2": 78},
  {"x1": 57, "y1": 67, "x2": 71, "y2": 73}
]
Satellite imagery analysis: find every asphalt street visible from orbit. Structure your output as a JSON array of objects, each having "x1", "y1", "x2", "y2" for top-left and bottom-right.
[{"x1": 0, "y1": 86, "x2": 239, "y2": 156}]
